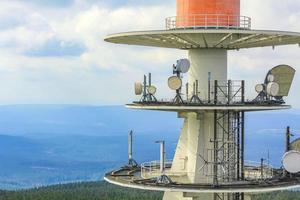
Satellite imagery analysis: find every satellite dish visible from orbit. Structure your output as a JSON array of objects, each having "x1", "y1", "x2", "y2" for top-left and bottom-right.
[
  {"x1": 255, "y1": 84, "x2": 264, "y2": 93},
  {"x1": 176, "y1": 59, "x2": 190, "y2": 73},
  {"x1": 147, "y1": 86, "x2": 157, "y2": 95},
  {"x1": 168, "y1": 76, "x2": 182, "y2": 90},
  {"x1": 282, "y1": 150, "x2": 300, "y2": 173},
  {"x1": 134, "y1": 82, "x2": 143, "y2": 95},
  {"x1": 266, "y1": 82, "x2": 280, "y2": 96},
  {"x1": 267, "y1": 74, "x2": 275, "y2": 82}
]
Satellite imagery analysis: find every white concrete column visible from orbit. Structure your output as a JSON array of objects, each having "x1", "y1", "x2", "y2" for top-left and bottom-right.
[
  {"x1": 164, "y1": 49, "x2": 228, "y2": 200},
  {"x1": 188, "y1": 49, "x2": 227, "y2": 100}
]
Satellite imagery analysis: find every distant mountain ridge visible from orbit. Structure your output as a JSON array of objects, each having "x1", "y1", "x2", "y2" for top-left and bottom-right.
[{"x1": 0, "y1": 105, "x2": 182, "y2": 136}]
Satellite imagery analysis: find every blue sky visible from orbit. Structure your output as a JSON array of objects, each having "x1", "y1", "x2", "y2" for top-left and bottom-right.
[{"x1": 0, "y1": 0, "x2": 299, "y2": 106}]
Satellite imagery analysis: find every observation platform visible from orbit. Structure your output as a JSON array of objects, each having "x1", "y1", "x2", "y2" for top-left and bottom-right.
[
  {"x1": 126, "y1": 102, "x2": 290, "y2": 112},
  {"x1": 104, "y1": 162, "x2": 300, "y2": 194},
  {"x1": 104, "y1": 29, "x2": 300, "y2": 50}
]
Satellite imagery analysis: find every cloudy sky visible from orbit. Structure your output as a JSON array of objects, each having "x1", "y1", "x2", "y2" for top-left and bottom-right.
[{"x1": 0, "y1": 0, "x2": 299, "y2": 106}]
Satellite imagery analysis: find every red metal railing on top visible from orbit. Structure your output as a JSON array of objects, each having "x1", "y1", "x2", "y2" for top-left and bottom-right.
[{"x1": 166, "y1": 14, "x2": 251, "y2": 30}]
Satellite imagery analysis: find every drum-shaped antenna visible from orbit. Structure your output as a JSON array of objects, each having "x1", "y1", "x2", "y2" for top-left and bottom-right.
[
  {"x1": 266, "y1": 82, "x2": 280, "y2": 96},
  {"x1": 255, "y1": 84, "x2": 264, "y2": 93},
  {"x1": 134, "y1": 82, "x2": 143, "y2": 95},
  {"x1": 168, "y1": 76, "x2": 182, "y2": 90},
  {"x1": 282, "y1": 150, "x2": 300, "y2": 173},
  {"x1": 147, "y1": 86, "x2": 157, "y2": 95},
  {"x1": 176, "y1": 59, "x2": 190, "y2": 73}
]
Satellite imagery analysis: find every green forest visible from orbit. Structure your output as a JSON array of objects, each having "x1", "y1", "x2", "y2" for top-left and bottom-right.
[{"x1": 0, "y1": 181, "x2": 299, "y2": 200}]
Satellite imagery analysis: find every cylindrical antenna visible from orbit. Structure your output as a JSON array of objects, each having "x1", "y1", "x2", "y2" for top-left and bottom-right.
[
  {"x1": 186, "y1": 83, "x2": 189, "y2": 101},
  {"x1": 286, "y1": 126, "x2": 291, "y2": 152},
  {"x1": 196, "y1": 80, "x2": 199, "y2": 96},
  {"x1": 142, "y1": 75, "x2": 147, "y2": 102},
  {"x1": 260, "y1": 158, "x2": 264, "y2": 179},
  {"x1": 148, "y1": 73, "x2": 152, "y2": 101},
  {"x1": 208, "y1": 72, "x2": 211, "y2": 103},
  {"x1": 148, "y1": 73, "x2": 152, "y2": 86},
  {"x1": 128, "y1": 130, "x2": 133, "y2": 161},
  {"x1": 193, "y1": 82, "x2": 196, "y2": 96},
  {"x1": 173, "y1": 64, "x2": 176, "y2": 74},
  {"x1": 228, "y1": 79, "x2": 232, "y2": 104},
  {"x1": 156, "y1": 141, "x2": 165, "y2": 173},
  {"x1": 143, "y1": 75, "x2": 147, "y2": 94}
]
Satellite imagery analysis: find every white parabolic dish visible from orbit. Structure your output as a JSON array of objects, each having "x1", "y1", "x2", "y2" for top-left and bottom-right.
[
  {"x1": 283, "y1": 150, "x2": 300, "y2": 173},
  {"x1": 255, "y1": 84, "x2": 264, "y2": 93},
  {"x1": 176, "y1": 59, "x2": 190, "y2": 73},
  {"x1": 267, "y1": 82, "x2": 280, "y2": 96},
  {"x1": 168, "y1": 76, "x2": 182, "y2": 90},
  {"x1": 148, "y1": 86, "x2": 157, "y2": 95}
]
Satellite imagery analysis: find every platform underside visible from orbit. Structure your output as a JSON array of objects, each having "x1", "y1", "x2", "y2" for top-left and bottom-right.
[
  {"x1": 104, "y1": 167, "x2": 300, "y2": 194},
  {"x1": 126, "y1": 103, "x2": 290, "y2": 112},
  {"x1": 104, "y1": 29, "x2": 300, "y2": 49}
]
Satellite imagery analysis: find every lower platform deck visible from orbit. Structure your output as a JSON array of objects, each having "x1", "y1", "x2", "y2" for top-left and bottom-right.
[{"x1": 104, "y1": 166, "x2": 300, "y2": 194}]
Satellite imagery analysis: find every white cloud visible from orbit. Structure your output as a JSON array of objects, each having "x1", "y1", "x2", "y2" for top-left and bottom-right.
[{"x1": 0, "y1": 1, "x2": 182, "y2": 104}]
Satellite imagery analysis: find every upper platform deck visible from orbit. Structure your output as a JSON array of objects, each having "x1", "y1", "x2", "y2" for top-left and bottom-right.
[
  {"x1": 104, "y1": 29, "x2": 300, "y2": 50},
  {"x1": 126, "y1": 102, "x2": 290, "y2": 112}
]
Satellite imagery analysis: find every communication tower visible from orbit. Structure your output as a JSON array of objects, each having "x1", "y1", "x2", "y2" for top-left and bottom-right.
[{"x1": 104, "y1": 1, "x2": 300, "y2": 200}]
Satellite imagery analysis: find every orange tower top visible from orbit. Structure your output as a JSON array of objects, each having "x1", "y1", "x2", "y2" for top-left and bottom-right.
[{"x1": 176, "y1": 0, "x2": 241, "y2": 28}]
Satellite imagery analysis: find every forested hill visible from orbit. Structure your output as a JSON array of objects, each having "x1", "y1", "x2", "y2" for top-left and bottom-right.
[{"x1": 0, "y1": 181, "x2": 299, "y2": 200}]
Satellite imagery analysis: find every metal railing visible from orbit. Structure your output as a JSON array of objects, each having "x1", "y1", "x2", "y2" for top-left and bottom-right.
[
  {"x1": 166, "y1": 14, "x2": 251, "y2": 30},
  {"x1": 244, "y1": 160, "x2": 274, "y2": 180},
  {"x1": 141, "y1": 160, "x2": 186, "y2": 179},
  {"x1": 141, "y1": 159, "x2": 274, "y2": 182},
  {"x1": 135, "y1": 80, "x2": 246, "y2": 106}
]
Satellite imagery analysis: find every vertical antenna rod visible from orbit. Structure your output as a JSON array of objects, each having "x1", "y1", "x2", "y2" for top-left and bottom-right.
[
  {"x1": 186, "y1": 83, "x2": 189, "y2": 101},
  {"x1": 208, "y1": 72, "x2": 211, "y2": 103},
  {"x1": 156, "y1": 141, "x2": 166, "y2": 173},
  {"x1": 142, "y1": 75, "x2": 147, "y2": 102},
  {"x1": 128, "y1": 130, "x2": 133, "y2": 162},
  {"x1": 286, "y1": 126, "x2": 291, "y2": 152},
  {"x1": 260, "y1": 158, "x2": 264, "y2": 179},
  {"x1": 148, "y1": 73, "x2": 152, "y2": 101},
  {"x1": 148, "y1": 73, "x2": 152, "y2": 86},
  {"x1": 128, "y1": 130, "x2": 138, "y2": 167}
]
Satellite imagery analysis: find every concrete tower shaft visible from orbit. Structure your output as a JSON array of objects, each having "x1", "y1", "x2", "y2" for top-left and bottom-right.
[
  {"x1": 164, "y1": 1, "x2": 234, "y2": 200},
  {"x1": 163, "y1": 52, "x2": 230, "y2": 200},
  {"x1": 188, "y1": 49, "x2": 227, "y2": 100}
]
